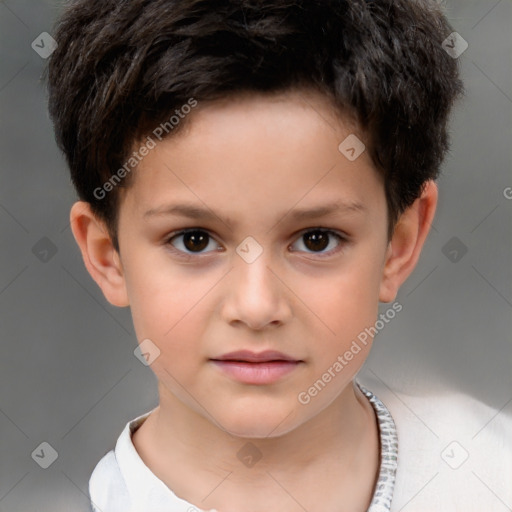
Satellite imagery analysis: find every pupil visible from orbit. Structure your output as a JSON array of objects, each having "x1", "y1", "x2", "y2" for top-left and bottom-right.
[
  {"x1": 181, "y1": 231, "x2": 329, "y2": 253},
  {"x1": 184, "y1": 231, "x2": 208, "y2": 252},
  {"x1": 305, "y1": 231, "x2": 328, "y2": 251}
]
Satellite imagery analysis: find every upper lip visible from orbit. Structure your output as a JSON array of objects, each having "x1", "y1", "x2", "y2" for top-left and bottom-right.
[{"x1": 211, "y1": 350, "x2": 301, "y2": 363}]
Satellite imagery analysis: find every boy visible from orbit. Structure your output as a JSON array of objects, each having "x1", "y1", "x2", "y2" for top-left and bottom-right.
[{"x1": 45, "y1": 0, "x2": 512, "y2": 511}]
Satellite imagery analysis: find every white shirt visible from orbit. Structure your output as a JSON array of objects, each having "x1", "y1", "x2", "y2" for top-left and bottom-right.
[{"x1": 89, "y1": 373, "x2": 512, "y2": 511}]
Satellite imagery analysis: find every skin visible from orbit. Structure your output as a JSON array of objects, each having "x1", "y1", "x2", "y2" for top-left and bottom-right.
[{"x1": 70, "y1": 89, "x2": 437, "y2": 512}]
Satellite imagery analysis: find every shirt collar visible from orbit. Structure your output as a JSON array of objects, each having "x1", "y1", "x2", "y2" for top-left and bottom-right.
[{"x1": 114, "y1": 380, "x2": 398, "y2": 511}]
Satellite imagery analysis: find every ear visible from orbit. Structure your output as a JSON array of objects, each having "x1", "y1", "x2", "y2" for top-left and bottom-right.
[
  {"x1": 69, "y1": 201, "x2": 129, "y2": 307},
  {"x1": 379, "y1": 180, "x2": 438, "y2": 303}
]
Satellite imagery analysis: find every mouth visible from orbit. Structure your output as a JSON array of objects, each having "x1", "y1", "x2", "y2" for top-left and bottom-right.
[
  {"x1": 211, "y1": 349, "x2": 301, "y2": 363},
  {"x1": 210, "y1": 350, "x2": 303, "y2": 385}
]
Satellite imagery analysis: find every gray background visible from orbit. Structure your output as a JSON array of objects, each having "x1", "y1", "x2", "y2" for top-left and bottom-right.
[{"x1": 0, "y1": 0, "x2": 510, "y2": 510}]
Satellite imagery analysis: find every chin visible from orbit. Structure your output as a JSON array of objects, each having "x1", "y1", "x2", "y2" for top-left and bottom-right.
[
  {"x1": 223, "y1": 423, "x2": 289, "y2": 439},
  {"x1": 215, "y1": 407, "x2": 300, "y2": 439}
]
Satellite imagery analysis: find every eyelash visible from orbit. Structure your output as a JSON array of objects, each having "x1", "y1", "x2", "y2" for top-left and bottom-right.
[{"x1": 164, "y1": 227, "x2": 348, "y2": 260}]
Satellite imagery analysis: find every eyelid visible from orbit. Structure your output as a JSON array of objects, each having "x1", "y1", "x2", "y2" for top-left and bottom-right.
[
  {"x1": 164, "y1": 226, "x2": 349, "y2": 258},
  {"x1": 295, "y1": 226, "x2": 348, "y2": 240},
  {"x1": 164, "y1": 227, "x2": 223, "y2": 259},
  {"x1": 164, "y1": 227, "x2": 226, "y2": 255},
  {"x1": 289, "y1": 227, "x2": 348, "y2": 258}
]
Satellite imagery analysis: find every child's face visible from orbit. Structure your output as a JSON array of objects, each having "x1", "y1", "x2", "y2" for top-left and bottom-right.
[{"x1": 78, "y1": 90, "x2": 429, "y2": 438}]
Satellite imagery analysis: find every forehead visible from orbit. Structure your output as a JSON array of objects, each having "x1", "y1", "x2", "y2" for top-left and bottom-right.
[{"x1": 120, "y1": 89, "x2": 383, "y2": 222}]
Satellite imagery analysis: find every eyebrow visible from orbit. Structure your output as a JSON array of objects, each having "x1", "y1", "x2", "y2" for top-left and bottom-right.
[{"x1": 143, "y1": 200, "x2": 366, "y2": 229}]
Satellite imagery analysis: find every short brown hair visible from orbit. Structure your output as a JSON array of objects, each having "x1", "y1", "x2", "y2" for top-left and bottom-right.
[{"x1": 45, "y1": 0, "x2": 464, "y2": 252}]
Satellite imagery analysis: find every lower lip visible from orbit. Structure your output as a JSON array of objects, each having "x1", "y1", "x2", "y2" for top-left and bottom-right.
[{"x1": 211, "y1": 360, "x2": 300, "y2": 385}]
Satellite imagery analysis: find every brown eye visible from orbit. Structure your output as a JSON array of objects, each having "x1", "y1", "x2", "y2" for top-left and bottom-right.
[
  {"x1": 303, "y1": 231, "x2": 329, "y2": 251},
  {"x1": 290, "y1": 229, "x2": 345, "y2": 256},
  {"x1": 182, "y1": 231, "x2": 209, "y2": 252},
  {"x1": 167, "y1": 229, "x2": 220, "y2": 254}
]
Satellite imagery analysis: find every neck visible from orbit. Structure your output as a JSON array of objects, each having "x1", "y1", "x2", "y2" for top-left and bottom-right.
[{"x1": 133, "y1": 380, "x2": 380, "y2": 511}]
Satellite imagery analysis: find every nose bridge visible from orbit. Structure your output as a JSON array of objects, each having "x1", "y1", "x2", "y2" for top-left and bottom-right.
[
  {"x1": 234, "y1": 242, "x2": 277, "y2": 296},
  {"x1": 223, "y1": 239, "x2": 290, "y2": 328}
]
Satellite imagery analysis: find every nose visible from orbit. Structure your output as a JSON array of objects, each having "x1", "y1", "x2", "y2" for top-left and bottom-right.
[{"x1": 221, "y1": 249, "x2": 293, "y2": 331}]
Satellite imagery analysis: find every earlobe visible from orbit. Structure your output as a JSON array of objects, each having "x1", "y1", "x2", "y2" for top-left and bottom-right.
[
  {"x1": 69, "y1": 201, "x2": 129, "y2": 307},
  {"x1": 379, "y1": 181, "x2": 438, "y2": 303}
]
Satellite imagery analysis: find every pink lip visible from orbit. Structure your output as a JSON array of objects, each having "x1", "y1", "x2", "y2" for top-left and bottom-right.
[
  {"x1": 210, "y1": 350, "x2": 302, "y2": 385},
  {"x1": 212, "y1": 350, "x2": 300, "y2": 363}
]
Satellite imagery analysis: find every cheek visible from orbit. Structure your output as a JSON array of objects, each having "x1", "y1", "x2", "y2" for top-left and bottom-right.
[
  {"x1": 295, "y1": 259, "x2": 381, "y2": 336},
  {"x1": 132, "y1": 294, "x2": 207, "y2": 383},
  {"x1": 124, "y1": 248, "x2": 209, "y2": 332}
]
